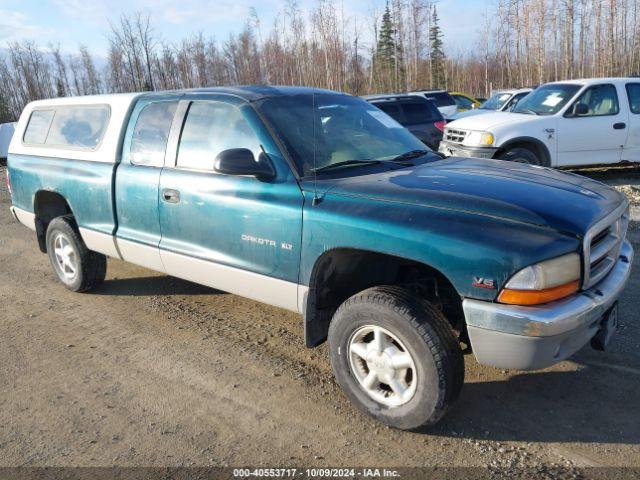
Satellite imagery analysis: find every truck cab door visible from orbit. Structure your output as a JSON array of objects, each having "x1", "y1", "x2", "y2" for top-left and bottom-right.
[
  {"x1": 621, "y1": 82, "x2": 640, "y2": 162},
  {"x1": 557, "y1": 83, "x2": 628, "y2": 166},
  {"x1": 114, "y1": 97, "x2": 181, "y2": 272},
  {"x1": 157, "y1": 96, "x2": 304, "y2": 311}
]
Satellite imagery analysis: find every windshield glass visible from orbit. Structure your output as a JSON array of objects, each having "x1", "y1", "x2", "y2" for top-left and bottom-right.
[
  {"x1": 512, "y1": 84, "x2": 581, "y2": 115},
  {"x1": 257, "y1": 93, "x2": 430, "y2": 176},
  {"x1": 480, "y1": 93, "x2": 512, "y2": 110},
  {"x1": 424, "y1": 92, "x2": 455, "y2": 107}
]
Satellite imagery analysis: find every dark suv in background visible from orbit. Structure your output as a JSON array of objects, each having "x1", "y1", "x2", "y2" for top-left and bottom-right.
[
  {"x1": 408, "y1": 90, "x2": 458, "y2": 118},
  {"x1": 363, "y1": 94, "x2": 446, "y2": 150}
]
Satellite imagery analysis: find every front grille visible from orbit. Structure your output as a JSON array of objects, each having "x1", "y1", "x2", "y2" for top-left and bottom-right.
[
  {"x1": 583, "y1": 204, "x2": 629, "y2": 288},
  {"x1": 444, "y1": 128, "x2": 468, "y2": 144}
]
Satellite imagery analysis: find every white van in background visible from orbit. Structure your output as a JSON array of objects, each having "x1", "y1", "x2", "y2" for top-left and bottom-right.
[
  {"x1": 0, "y1": 122, "x2": 16, "y2": 163},
  {"x1": 440, "y1": 78, "x2": 640, "y2": 167}
]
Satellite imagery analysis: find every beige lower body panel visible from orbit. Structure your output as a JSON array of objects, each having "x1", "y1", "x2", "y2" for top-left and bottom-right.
[
  {"x1": 161, "y1": 249, "x2": 300, "y2": 313},
  {"x1": 10, "y1": 206, "x2": 36, "y2": 231},
  {"x1": 297, "y1": 285, "x2": 309, "y2": 314},
  {"x1": 70, "y1": 226, "x2": 304, "y2": 314},
  {"x1": 10, "y1": 208, "x2": 303, "y2": 313},
  {"x1": 116, "y1": 238, "x2": 165, "y2": 272},
  {"x1": 79, "y1": 228, "x2": 121, "y2": 259}
]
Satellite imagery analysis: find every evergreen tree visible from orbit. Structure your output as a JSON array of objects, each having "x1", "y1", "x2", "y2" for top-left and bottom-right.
[
  {"x1": 374, "y1": 3, "x2": 403, "y2": 91},
  {"x1": 429, "y1": 5, "x2": 446, "y2": 89},
  {"x1": 376, "y1": 4, "x2": 396, "y2": 71}
]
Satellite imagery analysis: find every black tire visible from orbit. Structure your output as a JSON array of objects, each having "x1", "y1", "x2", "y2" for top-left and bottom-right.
[
  {"x1": 328, "y1": 286, "x2": 464, "y2": 430},
  {"x1": 498, "y1": 146, "x2": 541, "y2": 165},
  {"x1": 45, "y1": 216, "x2": 107, "y2": 292}
]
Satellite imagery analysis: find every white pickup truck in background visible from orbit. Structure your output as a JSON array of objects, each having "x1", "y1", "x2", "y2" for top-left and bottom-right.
[{"x1": 439, "y1": 78, "x2": 640, "y2": 167}]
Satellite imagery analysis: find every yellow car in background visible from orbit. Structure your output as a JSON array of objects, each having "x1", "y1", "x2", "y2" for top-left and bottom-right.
[{"x1": 449, "y1": 92, "x2": 482, "y2": 111}]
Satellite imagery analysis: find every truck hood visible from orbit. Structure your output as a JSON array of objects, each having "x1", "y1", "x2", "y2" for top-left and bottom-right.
[
  {"x1": 447, "y1": 108, "x2": 493, "y2": 121},
  {"x1": 447, "y1": 111, "x2": 543, "y2": 130},
  {"x1": 307, "y1": 157, "x2": 625, "y2": 237}
]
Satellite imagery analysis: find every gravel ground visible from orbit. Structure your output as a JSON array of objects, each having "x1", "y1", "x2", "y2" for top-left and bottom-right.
[
  {"x1": 571, "y1": 164, "x2": 640, "y2": 209},
  {"x1": 1, "y1": 164, "x2": 640, "y2": 477}
]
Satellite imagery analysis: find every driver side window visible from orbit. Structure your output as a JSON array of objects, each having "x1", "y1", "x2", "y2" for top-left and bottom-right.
[
  {"x1": 176, "y1": 101, "x2": 262, "y2": 171},
  {"x1": 572, "y1": 84, "x2": 619, "y2": 117}
]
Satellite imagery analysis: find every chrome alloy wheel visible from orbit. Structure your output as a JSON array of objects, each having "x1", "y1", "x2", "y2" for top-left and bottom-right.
[
  {"x1": 348, "y1": 325, "x2": 417, "y2": 407},
  {"x1": 53, "y1": 233, "x2": 78, "y2": 280}
]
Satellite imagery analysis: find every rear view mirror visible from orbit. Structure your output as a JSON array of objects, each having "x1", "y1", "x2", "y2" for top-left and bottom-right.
[
  {"x1": 570, "y1": 103, "x2": 589, "y2": 117},
  {"x1": 214, "y1": 148, "x2": 275, "y2": 180}
]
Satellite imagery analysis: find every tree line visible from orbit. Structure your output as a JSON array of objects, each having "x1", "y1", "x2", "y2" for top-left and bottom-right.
[{"x1": 1, "y1": 0, "x2": 640, "y2": 122}]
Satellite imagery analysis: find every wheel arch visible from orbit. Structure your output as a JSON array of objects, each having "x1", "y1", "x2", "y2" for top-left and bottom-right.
[
  {"x1": 303, "y1": 247, "x2": 464, "y2": 348},
  {"x1": 33, "y1": 190, "x2": 74, "y2": 253},
  {"x1": 494, "y1": 136, "x2": 552, "y2": 166}
]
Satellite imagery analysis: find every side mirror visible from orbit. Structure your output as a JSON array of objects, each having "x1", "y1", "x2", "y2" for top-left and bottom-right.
[
  {"x1": 214, "y1": 148, "x2": 275, "y2": 180},
  {"x1": 569, "y1": 103, "x2": 589, "y2": 117}
]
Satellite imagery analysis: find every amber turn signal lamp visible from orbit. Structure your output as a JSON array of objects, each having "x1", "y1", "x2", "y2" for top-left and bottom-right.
[{"x1": 498, "y1": 280, "x2": 580, "y2": 306}]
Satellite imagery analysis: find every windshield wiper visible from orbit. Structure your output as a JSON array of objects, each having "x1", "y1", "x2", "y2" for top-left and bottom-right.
[
  {"x1": 390, "y1": 149, "x2": 431, "y2": 162},
  {"x1": 311, "y1": 159, "x2": 383, "y2": 173},
  {"x1": 515, "y1": 108, "x2": 539, "y2": 115},
  {"x1": 311, "y1": 157, "x2": 413, "y2": 174}
]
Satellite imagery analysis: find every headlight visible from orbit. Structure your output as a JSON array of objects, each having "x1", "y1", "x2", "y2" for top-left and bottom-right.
[
  {"x1": 463, "y1": 131, "x2": 494, "y2": 147},
  {"x1": 498, "y1": 253, "x2": 581, "y2": 305}
]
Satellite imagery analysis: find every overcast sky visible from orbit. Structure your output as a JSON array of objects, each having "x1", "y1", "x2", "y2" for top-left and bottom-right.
[{"x1": 0, "y1": 0, "x2": 488, "y2": 58}]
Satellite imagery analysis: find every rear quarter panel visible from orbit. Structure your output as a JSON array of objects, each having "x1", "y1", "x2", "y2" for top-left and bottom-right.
[{"x1": 8, "y1": 154, "x2": 117, "y2": 236}]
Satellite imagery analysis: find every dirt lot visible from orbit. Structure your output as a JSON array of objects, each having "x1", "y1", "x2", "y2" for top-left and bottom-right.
[{"x1": 1, "y1": 164, "x2": 640, "y2": 475}]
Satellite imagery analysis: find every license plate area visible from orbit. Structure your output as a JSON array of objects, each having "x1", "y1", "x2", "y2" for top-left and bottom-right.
[{"x1": 591, "y1": 302, "x2": 618, "y2": 351}]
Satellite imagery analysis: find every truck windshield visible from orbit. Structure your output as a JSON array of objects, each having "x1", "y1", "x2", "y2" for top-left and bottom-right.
[
  {"x1": 479, "y1": 93, "x2": 512, "y2": 110},
  {"x1": 257, "y1": 93, "x2": 432, "y2": 176},
  {"x1": 512, "y1": 84, "x2": 581, "y2": 115}
]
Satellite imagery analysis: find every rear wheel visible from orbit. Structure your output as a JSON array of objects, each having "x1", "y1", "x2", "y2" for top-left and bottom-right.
[
  {"x1": 45, "y1": 216, "x2": 107, "y2": 292},
  {"x1": 498, "y1": 147, "x2": 541, "y2": 165},
  {"x1": 328, "y1": 286, "x2": 464, "y2": 430}
]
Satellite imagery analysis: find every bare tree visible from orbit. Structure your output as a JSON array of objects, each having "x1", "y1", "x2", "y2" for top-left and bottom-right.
[{"x1": 5, "y1": 1, "x2": 640, "y2": 122}]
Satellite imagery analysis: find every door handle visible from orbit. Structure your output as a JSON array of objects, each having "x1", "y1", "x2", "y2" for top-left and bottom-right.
[
  {"x1": 162, "y1": 188, "x2": 180, "y2": 204},
  {"x1": 613, "y1": 122, "x2": 626, "y2": 130}
]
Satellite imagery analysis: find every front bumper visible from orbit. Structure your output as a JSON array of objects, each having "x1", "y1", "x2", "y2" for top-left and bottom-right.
[
  {"x1": 438, "y1": 141, "x2": 498, "y2": 159},
  {"x1": 463, "y1": 240, "x2": 634, "y2": 370}
]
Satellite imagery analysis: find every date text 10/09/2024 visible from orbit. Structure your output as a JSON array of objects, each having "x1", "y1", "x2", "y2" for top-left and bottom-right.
[{"x1": 233, "y1": 468, "x2": 400, "y2": 478}]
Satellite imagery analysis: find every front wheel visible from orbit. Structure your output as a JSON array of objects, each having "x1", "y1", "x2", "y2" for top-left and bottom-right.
[
  {"x1": 46, "y1": 216, "x2": 107, "y2": 292},
  {"x1": 328, "y1": 286, "x2": 464, "y2": 430},
  {"x1": 498, "y1": 147, "x2": 541, "y2": 165}
]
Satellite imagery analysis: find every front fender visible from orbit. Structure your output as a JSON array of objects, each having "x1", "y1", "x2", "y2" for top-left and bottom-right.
[{"x1": 300, "y1": 192, "x2": 579, "y2": 301}]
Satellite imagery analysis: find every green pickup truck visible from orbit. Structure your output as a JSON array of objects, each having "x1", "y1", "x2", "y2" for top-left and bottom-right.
[{"x1": 6, "y1": 86, "x2": 633, "y2": 429}]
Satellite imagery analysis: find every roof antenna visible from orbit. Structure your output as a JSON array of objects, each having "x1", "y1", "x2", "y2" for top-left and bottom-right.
[{"x1": 311, "y1": 87, "x2": 322, "y2": 206}]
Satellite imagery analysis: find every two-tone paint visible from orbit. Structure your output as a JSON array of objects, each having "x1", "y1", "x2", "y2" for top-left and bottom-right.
[{"x1": 6, "y1": 86, "x2": 628, "y2": 352}]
